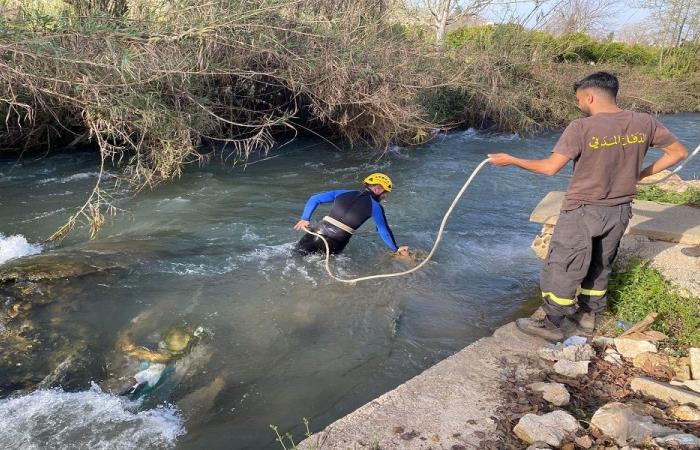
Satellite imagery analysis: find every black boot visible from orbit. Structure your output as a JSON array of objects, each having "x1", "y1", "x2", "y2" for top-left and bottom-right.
[{"x1": 516, "y1": 316, "x2": 565, "y2": 342}]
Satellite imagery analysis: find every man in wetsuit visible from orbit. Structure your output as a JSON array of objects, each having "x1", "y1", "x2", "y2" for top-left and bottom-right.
[
  {"x1": 488, "y1": 72, "x2": 688, "y2": 342},
  {"x1": 293, "y1": 172, "x2": 409, "y2": 256}
]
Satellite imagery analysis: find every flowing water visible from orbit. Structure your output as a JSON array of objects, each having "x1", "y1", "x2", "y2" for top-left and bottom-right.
[{"x1": 1, "y1": 113, "x2": 699, "y2": 449}]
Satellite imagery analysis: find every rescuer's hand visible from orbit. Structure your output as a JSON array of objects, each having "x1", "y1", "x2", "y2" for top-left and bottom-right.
[
  {"x1": 396, "y1": 246, "x2": 410, "y2": 256},
  {"x1": 294, "y1": 219, "x2": 311, "y2": 231},
  {"x1": 487, "y1": 153, "x2": 514, "y2": 167}
]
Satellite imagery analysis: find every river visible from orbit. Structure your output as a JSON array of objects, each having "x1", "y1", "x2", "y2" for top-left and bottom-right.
[{"x1": 1, "y1": 113, "x2": 699, "y2": 449}]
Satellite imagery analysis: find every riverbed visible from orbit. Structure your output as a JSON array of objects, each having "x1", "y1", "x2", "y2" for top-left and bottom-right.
[{"x1": 1, "y1": 113, "x2": 699, "y2": 449}]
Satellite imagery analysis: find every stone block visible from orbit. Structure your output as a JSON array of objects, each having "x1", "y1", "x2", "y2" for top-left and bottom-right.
[
  {"x1": 614, "y1": 338, "x2": 657, "y2": 359},
  {"x1": 590, "y1": 402, "x2": 676, "y2": 446},
  {"x1": 527, "y1": 382, "x2": 570, "y2": 406},
  {"x1": 690, "y1": 347, "x2": 700, "y2": 380},
  {"x1": 553, "y1": 360, "x2": 589, "y2": 377},
  {"x1": 630, "y1": 377, "x2": 700, "y2": 407},
  {"x1": 513, "y1": 410, "x2": 580, "y2": 447}
]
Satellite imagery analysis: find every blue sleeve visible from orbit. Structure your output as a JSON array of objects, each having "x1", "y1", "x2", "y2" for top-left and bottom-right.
[
  {"x1": 300, "y1": 190, "x2": 353, "y2": 220},
  {"x1": 371, "y1": 200, "x2": 399, "y2": 252}
]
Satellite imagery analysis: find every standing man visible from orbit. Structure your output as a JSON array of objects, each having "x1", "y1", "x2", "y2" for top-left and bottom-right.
[
  {"x1": 293, "y1": 172, "x2": 409, "y2": 256},
  {"x1": 489, "y1": 72, "x2": 688, "y2": 342}
]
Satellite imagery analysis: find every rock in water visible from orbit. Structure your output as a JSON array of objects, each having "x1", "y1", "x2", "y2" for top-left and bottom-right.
[
  {"x1": 614, "y1": 338, "x2": 657, "y2": 359},
  {"x1": 526, "y1": 382, "x2": 570, "y2": 406},
  {"x1": 590, "y1": 402, "x2": 677, "y2": 446},
  {"x1": 513, "y1": 410, "x2": 580, "y2": 447},
  {"x1": 553, "y1": 360, "x2": 589, "y2": 377},
  {"x1": 37, "y1": 345, "x2": 103, "y2": 391},
  {"x1": 177, "y1": 376, "x2": 225, "y2": 424}
]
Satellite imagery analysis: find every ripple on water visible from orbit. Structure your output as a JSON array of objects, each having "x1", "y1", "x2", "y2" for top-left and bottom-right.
[{"x1": 0, "y1": 385, "x2": 185, "y2": 450}]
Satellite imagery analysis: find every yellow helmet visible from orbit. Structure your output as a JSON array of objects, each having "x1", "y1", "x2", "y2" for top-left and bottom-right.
[{"x1": 363, "y1": 172, "x2": 393, "y2": 192}]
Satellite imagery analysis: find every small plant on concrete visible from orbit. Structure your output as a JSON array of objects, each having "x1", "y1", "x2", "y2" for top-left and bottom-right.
[
  {"x1": 636, "y1": 186, "x2": 700, "y2": 207},
  {"x1": 270, "y1": 417, "x2": 313, "y2": 450}
]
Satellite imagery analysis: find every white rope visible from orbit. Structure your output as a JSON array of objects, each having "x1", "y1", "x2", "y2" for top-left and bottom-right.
[{"x1": 302, "y1": 158, "x2": 492, "y2": 284}]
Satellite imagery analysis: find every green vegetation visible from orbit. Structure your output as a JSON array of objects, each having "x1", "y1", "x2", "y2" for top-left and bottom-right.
[
  {"x1": 446, "y1": 24, "x2": 700, "y2": 76},
  {"x1": 270, "y1": 418, "x2": 312, "y2": 450},
  {"x1": 607, "y1": 258, "x2": 700, "y2": 348},
  {"x1": 1, "y1": 2, "x2": 698, "y2": 239},
  {"x1": 636, "y1": 186, "x2": 700, "y2": 206}
]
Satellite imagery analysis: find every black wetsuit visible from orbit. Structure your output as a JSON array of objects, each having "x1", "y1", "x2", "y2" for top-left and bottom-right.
[{"x1": 295, "y1": 189, "x2": 399, "y2": 255}]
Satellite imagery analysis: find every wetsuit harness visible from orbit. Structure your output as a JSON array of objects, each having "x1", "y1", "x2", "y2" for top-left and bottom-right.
[{"x1": 295, "y1": 189, "x2": 399, "y2": 255}]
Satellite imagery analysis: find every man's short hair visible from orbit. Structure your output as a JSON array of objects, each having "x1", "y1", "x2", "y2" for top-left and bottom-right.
[{"x1": 574, "y1": 72, "x2": 619, "y2": 98}]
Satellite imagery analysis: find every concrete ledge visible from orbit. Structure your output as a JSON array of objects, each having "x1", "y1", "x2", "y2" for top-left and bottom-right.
[
  {"x1": 299, "y1": 323, "x2": 546, "y2": 449},
  {"x1": 530, "y1": 191, "x2": 700, "y2": 245}
]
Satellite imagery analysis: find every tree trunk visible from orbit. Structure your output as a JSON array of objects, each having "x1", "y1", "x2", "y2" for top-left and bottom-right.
[{"x1": 435, "y1": 2, "x2": 450, "y2": 50}]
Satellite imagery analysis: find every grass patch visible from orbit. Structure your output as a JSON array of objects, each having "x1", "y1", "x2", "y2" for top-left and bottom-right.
[
  {"x1": 636, "y1": 186, "x2": 700, "y2": 206},
  {"x1": 607, "y1": 258, "x2": 700, "y2": 348}
]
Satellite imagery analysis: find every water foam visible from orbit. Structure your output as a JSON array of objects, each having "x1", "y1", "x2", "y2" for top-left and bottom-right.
[
  {"x1": 0, "y1": 385, "x2": 185, "y2": 450},
  {"x1": 38, "y1": 171, "x2": 114, "y2": 185},
  {"x1": 456, "y1": 127, "x2": 519, "y2": 142},
  {"x1": 0, "y1": 234, "x2": 42, "y2": 264}
]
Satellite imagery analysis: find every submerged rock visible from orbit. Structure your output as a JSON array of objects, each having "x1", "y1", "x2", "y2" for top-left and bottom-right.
[
  {"x1": 590, "y1": 402, "x2": 677, "y2": 446},
  {"x1": 177, "y1": 376, "x2": 226, "y2": 424},
  {"x1": 0, "y1": 257, "x2": 103, "y2": 283},
  {"x1": 37, "y1": 345, "x2": 104, "y2": 391},
  {"x1": 513, "y1": 410, "x2": 580, "y2": 447}
]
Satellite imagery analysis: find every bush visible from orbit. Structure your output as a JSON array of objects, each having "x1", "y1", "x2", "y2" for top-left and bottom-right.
[
  {"x1": 446, "y1": 26, "x2": 661, "y2": 67},
  {"x1": 0, "y1": 0, "x2": 444, "y2": 239}
]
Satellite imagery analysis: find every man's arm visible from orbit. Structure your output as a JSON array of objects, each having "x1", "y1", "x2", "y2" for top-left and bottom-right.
[
  {"x1": 639, "y1": 141, "x2": 689, "y2": 179},
  {"x1": 488, "y1": 152, "x2": 570, "y2": 176},
  {"x1": 371, "y1": 201, "x2": 399, "y2": 253}
]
